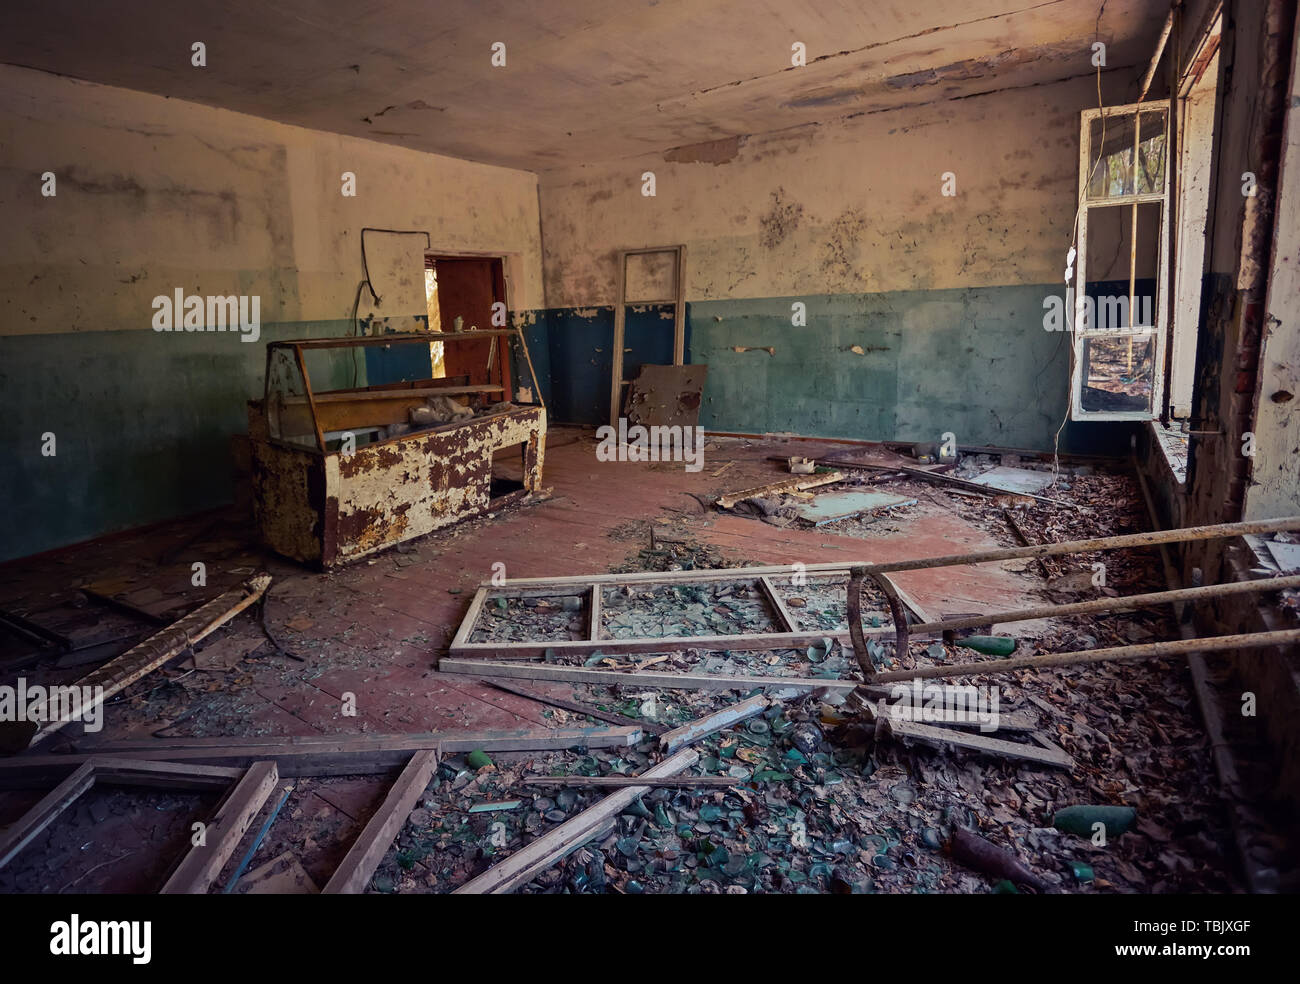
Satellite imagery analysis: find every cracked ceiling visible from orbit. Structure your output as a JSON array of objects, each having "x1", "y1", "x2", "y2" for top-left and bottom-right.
[{"x1": 0, "y1": 0, "x2": 1171, "y2": 171}]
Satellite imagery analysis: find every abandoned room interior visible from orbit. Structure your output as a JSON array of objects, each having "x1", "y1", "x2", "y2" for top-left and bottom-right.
[{"x1": 0, "y1": 0, "x2": 1297, "y2": 914}]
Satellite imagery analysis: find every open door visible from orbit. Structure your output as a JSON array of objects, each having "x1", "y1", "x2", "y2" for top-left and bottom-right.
[{"x1": 429, "y1": 256, "x2": 512, "y2": 400}]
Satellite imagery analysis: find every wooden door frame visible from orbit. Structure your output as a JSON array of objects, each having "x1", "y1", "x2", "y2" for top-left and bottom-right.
[{"x1": 610, "y1": 245, "x2": 686, "y2": 426}]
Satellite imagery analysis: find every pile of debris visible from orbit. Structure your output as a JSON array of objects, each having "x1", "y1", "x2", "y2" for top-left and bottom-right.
[{"x1": 382, "y1": 397, "x2": 515, "y2": 440}]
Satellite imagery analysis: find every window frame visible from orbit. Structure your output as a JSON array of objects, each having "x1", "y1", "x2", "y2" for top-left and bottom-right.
[{"x1": 1072, "y1": 100, "x2": 1172, "y2": 421}]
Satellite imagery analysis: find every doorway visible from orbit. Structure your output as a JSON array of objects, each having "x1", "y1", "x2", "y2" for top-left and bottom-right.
[{"x1": 423, "y1": 254, "x2": 512, "y2": 401}]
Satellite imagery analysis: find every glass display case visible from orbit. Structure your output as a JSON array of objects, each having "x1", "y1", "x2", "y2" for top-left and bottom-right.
[{"x1": 247, "y1": 330, "x2": 546, "y2": 568}]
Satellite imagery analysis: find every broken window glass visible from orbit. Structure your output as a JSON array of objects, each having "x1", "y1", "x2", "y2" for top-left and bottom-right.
[
  {"x1": 265, "y1": 346, "x2": 315, "y2": 449},
  {"x1": 1086, "y1": 108, "x2": 1167, "y2": 200},
  {"x1": 1079, "y1": 335, "x2": 1155, "y2": 413}
]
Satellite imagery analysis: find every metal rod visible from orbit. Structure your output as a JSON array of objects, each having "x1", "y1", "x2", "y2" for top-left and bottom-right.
[
  {"x1": 910, "y1": 574, "x2": 1300, "y2": 637},
  {"x1": 847, "y1": 566, "x2": 873, "y2": 679},
  {"x1": 872, "y1": 628, "x2": 1300, "y2": 683},
  {"x1": 1139, "y1": 8, "x2": 1175, "y2": 101},
  {"x1": 222, "y1": 783, "x2": 294, "y2": 894}
]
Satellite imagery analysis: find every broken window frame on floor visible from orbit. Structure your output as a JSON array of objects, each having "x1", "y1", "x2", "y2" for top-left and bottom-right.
[
  {"x1": 1072, "y1": 100, "x2": 1172, "y2": 422},
  {"x1": 447, "y1": 566, "x2": 926, "y2": 661},
  {"x1": 250, "y1": 332, "x2": 547, "y2": 569}
]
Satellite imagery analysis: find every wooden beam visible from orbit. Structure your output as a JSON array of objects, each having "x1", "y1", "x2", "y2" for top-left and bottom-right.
[
  {"x1": 847, "y1": 565, "x2": 873, "y2": 678},
  {"x1": 161, "y1": 761, "x2": 279, "y2": 894},
  {"x1": 448, "y1": 626, "x2": 886, "y2": 660},
  {"x1": 481, "y1": 680, "x2": 668, "y2": 735},
  {"x1": 9, "y1": 575, "x2": 271, "y2": 750},
  {"x1": 292, "y1": 344, "x2": 328, "y2": 454},
  {"x1": 286, "y1": 330, "x2": 519, "y2": 349},
  {"x1": 89, "y1": 758, "x2": 245, "y2": 790},
  {"x1": 323, "y1": 749, "x2": 440, "y2": 894},
  {"x1": 450, "y1": 587, "x2": 490, "y2": 649},
  {"x1": 852, "y1": 688, "x2": 1039, "y2": 732},
  {"x1": 716, "y1": 471, "x2": 845, "y2": 509},
  {"x1": 864, "y1": 701, "x2": 1074, "y2": 770},
  {"x1": 757, "y1": 576, "x2": 798, "y2": 632},
  {"x1": 610, "y1": 252, "x2": 626, "y2": 427},
  {"x1": 519, "y1": 776, "x2": 738, "y2": 788},
  {"x1": 588, "y1": 584, "x2": 602, "y2": 642},
  {"x1": 0, "y1": 761, "x2": 95, "y2": 870},
  {"x1": 440, "y1": 658, "x2": 859, "y2": 694},
  {"x1": 660, "y1": 694, "x2": 770, "y2": 753},
  {"x1": 0, "y1": 727, "x2": 641, "y2": 785},
  {"x1": 453, "y1": 748, "x2": 699, "y2": 894}
]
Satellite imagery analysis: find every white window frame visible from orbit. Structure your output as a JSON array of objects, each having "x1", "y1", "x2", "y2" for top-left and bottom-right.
[{"x1": 1072, "y1": 100, "x2": 1172, "y2": 421}]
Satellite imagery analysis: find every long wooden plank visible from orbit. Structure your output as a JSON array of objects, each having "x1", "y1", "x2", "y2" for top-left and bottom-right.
[
  {"x1": 440, "y1": 658, "x2": 860, "y2": 694},
  {"x1": 450, "y1": 587, "x2": 490, "y2": 649},
  {"x1": 660, "y1": 694, "x2": 770, "y2": 753},
  {"x1": 0, "y1": 727, "x2": 642, "y2": 785},
  {"x1": 78, "y1": 726, "x2": 639, "y2": 754},
  {"x1": 878, "y1": 711, "x2": 1074, "y2": 770},
  {"x1": 89, "y1": 758, "x2": 245, "y2": 790},
  {"x1": 161, "y1": 761, "x2": 279, "y2": 894},
  {"x1": 840, "y1": 461, "x2": 1074, "y2": 507},
  {"x1": 520, "y1": 776, "x2": 738, "y2": 788},
  {"x1": 323, "y1": 749, "x2": 440, "y2": 894},
  {"x1": 481, "y1": 680, "x2": 669, "y2": 735},
  {"x1": 14, "y1": 575, "x2": 271, "y2": 749},
  {"x1": 716, "y1": 471, "x2": 845, "y2": 509},
  {"x1": 758, "y1": 576, "x2": 798, "y2": 632},
  {"x1": 853, "y1": 687, "x2": 1039, "y2": 732},
  {"x1": 588, "y1": 585, "x2": 602, "y2": 642},
  {"x1": 0, "y1": 761, "x2": 95, "y2": 869},
  {"x1": 454, "y1": 748, "x2": 699, "y2": 894},
  {"x1": 448, "y1": 626, "x2": 885, "y2": 660}
]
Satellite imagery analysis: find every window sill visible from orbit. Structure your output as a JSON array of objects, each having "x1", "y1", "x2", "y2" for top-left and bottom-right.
[{"x1": 1149, "y1": 420, "x2": 1188, "y2": 487}]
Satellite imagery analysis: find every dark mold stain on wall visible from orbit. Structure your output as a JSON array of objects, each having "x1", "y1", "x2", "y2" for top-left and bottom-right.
[
  {"x1": 819, "y1": 207, "x2": 868, "y2": 284},
  {"x1": 758, "y1": 187, "x2": 804, "y2": 249}
]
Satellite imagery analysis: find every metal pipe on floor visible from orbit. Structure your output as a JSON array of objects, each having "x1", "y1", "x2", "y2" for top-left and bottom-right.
[
  {"x1": 871, "y1": 628, "x2": 1300, "y2": 683},
  {"x1": 908, "y1": 573, "x2": 1300, "y2": 637}
]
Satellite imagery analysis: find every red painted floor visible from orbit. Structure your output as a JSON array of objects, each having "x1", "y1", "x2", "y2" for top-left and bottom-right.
[{"x1": 0, "y1": 427, "x2": 1041, "y2": 745}]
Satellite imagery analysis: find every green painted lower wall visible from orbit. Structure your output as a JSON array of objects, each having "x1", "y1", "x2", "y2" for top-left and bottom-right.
[
  {"x1": 0, "y1": 284, "x2": 1122, "y2": 562},
  {"x1": 0, "y1": 317, "x2": 555, "y2": 563},
  {"x1": 0, "y1": 320, "x2": 352, "y2": 563},
  {"x1": 544, "y1": 284, "x2": 1119, "y2": 451},
  {"x1": 692, "y1": 287, "x2": 1071, "y2": 446}
]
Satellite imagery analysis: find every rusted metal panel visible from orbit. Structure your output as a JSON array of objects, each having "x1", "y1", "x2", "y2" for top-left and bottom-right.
[
  {"x1": 249, "y1": 437, "x2": 327, "y2": 565},
  {"x1": 251, "y1": 336, "x2": 546, "y2": 569},
  {"x1": 331, "y1": 407, "x2": 544, "y2": 565}
]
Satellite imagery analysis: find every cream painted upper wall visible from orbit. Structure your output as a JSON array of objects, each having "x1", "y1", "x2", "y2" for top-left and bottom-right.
[
  {"x1": 540, "y1": 75, "x2": 1114, "y2": 307},
  {"x1": 0, "y1": 64, "x2": 542, "y2": 336}
]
